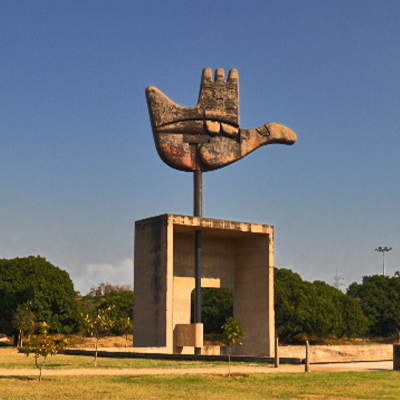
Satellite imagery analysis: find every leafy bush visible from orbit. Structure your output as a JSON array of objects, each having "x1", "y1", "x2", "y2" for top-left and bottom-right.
[
  {"x1": 82, "y1": 306, "x2": 116, "y2": 366},
  {"x1": 24, "y1": 322, "x2": 68, "y2": 381},
  {"x1": 221, "y1": 317, "x2": 245, "y2": 377}
]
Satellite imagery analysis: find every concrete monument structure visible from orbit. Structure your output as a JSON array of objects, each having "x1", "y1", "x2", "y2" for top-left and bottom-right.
[
  {"x1": 134, "y1": 214, "x2": 274, "y2": 356},
  {"x1": 133, "y1": 68, "x2": 296, "y2": 356}
]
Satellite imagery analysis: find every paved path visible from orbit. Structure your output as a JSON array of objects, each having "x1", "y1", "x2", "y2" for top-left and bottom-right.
[{"x1": 0, "y1": 361, "x2": 393, "y2": 376}]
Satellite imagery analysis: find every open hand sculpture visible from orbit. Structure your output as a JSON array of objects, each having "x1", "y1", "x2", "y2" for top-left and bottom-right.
[{"x1": 146, "y1": 68, "x2": 296, "y2": 172}]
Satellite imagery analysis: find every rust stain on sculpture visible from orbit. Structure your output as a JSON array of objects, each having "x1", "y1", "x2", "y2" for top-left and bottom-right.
[
  {"x1": 146, "y1": 68, "x2": 297, "y2": 172},
  {"x1": 158, "y1": 145, "x2": 194, "y2": 172}
]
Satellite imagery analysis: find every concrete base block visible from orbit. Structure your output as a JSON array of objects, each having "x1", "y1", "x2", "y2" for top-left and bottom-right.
[{"x1": 175, "y1": 323, "x2": 203, "y2": 348}]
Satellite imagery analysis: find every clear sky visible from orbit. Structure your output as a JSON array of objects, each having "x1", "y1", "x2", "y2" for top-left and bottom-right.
[{"x1": 1, "y1": 1, "x2": 399, "y2": 294}]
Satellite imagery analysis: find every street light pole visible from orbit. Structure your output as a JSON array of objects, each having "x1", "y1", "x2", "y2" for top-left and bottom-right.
[{"x1": 375, "y1": 246, "x2": 392, "y2": 276}]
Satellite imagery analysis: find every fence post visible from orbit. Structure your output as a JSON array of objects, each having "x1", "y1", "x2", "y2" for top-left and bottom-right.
[
  {"x1": 275, "y1": 338, "x2": 279, "y2": 368},
  {"x1": 394, "y1": 344, "x2": 400, "y2": 370},
  {"x1": 305, "y1": 341, "x2": 310, "y2": 372}
]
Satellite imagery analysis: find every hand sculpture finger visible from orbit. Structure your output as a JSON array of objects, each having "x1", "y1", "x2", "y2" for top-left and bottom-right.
[
  {"x1": 199, "y1": 123, "x2": 296, "y2": 170},
  {"x1": 198, "y1": 67, "x2": 239, "y2": 128}
]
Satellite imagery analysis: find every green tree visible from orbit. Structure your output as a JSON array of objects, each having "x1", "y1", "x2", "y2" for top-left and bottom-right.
[
  {"x1": 81, "y1": 288, "x2": 134, "y2": 335},
  {"x1": 11, "y1": 301, "x2": 36, "y2": 347},
  {"x1": 275, "y1": 268, "x2": 368, "y2": 342},
  {"x1": 88, "y1": 282, "x2": 133, "y2": 296},
  {"x1": 24, "y1": 322, "x2": 68, "y2": 382},
  {"x1": 98, "y1": 291, "x2": 133, "y2": 321},
  {"x1": 341, "y1": 295, "x2": 370, "y2": 337},
  {"x1": 0, "y1": 256, "x2": 81, "y2": 340},
  {"x1": 274, "y1": 268, "x2": 311, "y2": 341},
  {"x1": 309, "y1": 281, "x2": 347, "y2": 337},
  {"x1": 82, "y1": 306, "x2": 116, "y2": 366},
  {"x1": 221, "y1": 317, "x2": 245, "y2": 377},
  {"x1": 119, "y1": 316, "x2": 133, "y2": 347},
  {"x1": 347, "y1": 275, "x2": 400, "y2": 337},
  {"x1": 191, "y1": 288, "x2": 233, "y2": 335}
]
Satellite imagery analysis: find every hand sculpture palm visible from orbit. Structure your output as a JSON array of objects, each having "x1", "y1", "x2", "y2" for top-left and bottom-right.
[{"x1": 146, "y1": 68, "x2": 296, "y2": 172}]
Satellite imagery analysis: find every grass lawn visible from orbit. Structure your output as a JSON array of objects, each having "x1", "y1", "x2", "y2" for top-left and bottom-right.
[
  {"x1": 0, "y1": 348, "x2": 241, "y2": 370},
  {"x1": 1, "y1": 371, "x2": 400, "y2": 399},
  {"x1": 1, "y1": 348, "x2": 400, "y2": 399}
]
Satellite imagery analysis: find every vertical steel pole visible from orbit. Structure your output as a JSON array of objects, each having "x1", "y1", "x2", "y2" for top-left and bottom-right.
[
  {"x1": 194, "y1": 170, "x2": 203, "y2": 217},
  {"x1": 194, "y1": 170, "x2": 202, "y2": 355},
  {"x1": 383, "y1": 251, "x2": 385, "y2": 277}
]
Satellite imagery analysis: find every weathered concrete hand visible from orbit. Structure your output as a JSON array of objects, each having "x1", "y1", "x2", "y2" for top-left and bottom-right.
[{"x1": 146, "y1": 68, "x2": 296, "y2": 172}]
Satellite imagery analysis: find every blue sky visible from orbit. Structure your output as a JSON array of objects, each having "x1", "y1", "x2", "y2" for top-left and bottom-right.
[{"x1": 1, "y1": 1, "x2": 399, "y2": 294}]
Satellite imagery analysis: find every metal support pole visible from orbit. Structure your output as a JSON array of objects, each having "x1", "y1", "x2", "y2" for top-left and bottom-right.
[
  {"x1": 383, "y1": 252, "x2": 386, "y2": 277},
  {"x1": 375, "y1": 247, "x2": 392, "y2": 277},
  {"x1": 305, "y1": 341, "x2": 310, "y2": 372},
  {"x1": 194, "y1": 171, "x2": 202, "y2": 217},
  {"x1": 274, "y1": 338, "x2": 279, "y2": 368},
  {"x1": 194, "y1": 171, "x2": 202, "y2": 355}
]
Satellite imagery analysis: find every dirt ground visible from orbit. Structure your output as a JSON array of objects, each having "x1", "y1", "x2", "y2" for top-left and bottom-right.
[{"x1": 0, "y1": 361, "x2": 393, "y2": 376}]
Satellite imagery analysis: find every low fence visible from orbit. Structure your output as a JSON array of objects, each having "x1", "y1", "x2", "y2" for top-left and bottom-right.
[
  {"x1": 63, "y1": 348, "x2": 300, "y2": 364},
  {"x1": 62, "y1": 344, "x2": 394, "y2": 364},
  {"x1": 278, "y1": 344, "x2": 393, "y2": 363}
]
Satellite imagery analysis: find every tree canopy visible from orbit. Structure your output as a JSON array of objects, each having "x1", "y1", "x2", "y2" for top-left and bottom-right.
[
  {"x1": 97, "y1": 290, "x2": 134, "y2": 318},
  {"x1": 347, "y1": 275, "x2": 400, "y2": 337},
  {"x1": 80, "y1": 284, "x2": 133, "y2": 317},
  {"x1": 80, "y1": 283, "x2": 134, "y2": 336},
  {"x1": 191, "y1": 288, "x2": 233, "y2": 335},
  {"x1": 275, "y1": 268, "x2": 369, "y2": 342},
  {"x1": 88, "y1": 282, "x2": 133, "y2": 296},
  {"x1": 0, "y1": 256, "x2": 81, "y2": 336}
]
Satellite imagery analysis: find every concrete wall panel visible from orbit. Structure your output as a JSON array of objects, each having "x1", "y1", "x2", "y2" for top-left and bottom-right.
[{"x1": 134, "y1": 215, "x2": 168, "y2": 347}]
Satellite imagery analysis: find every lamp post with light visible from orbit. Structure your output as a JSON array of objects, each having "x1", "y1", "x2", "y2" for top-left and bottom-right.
[{"x1": 375, "y1": 246, "x2": 392, "y2": 276}]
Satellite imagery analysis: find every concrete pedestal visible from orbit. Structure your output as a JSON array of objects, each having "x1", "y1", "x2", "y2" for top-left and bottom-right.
[{"x1": 133, "y1": 214, "x2": 275, "y2": 356}]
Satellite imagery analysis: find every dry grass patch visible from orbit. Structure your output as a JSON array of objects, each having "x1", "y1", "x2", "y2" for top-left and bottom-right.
[
  {"x1": 0, "y1": 372, "x2": 400, "y2": 399},
  {"x1": 55, "y1": 334, "x2": 134, "y2": 348}
]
